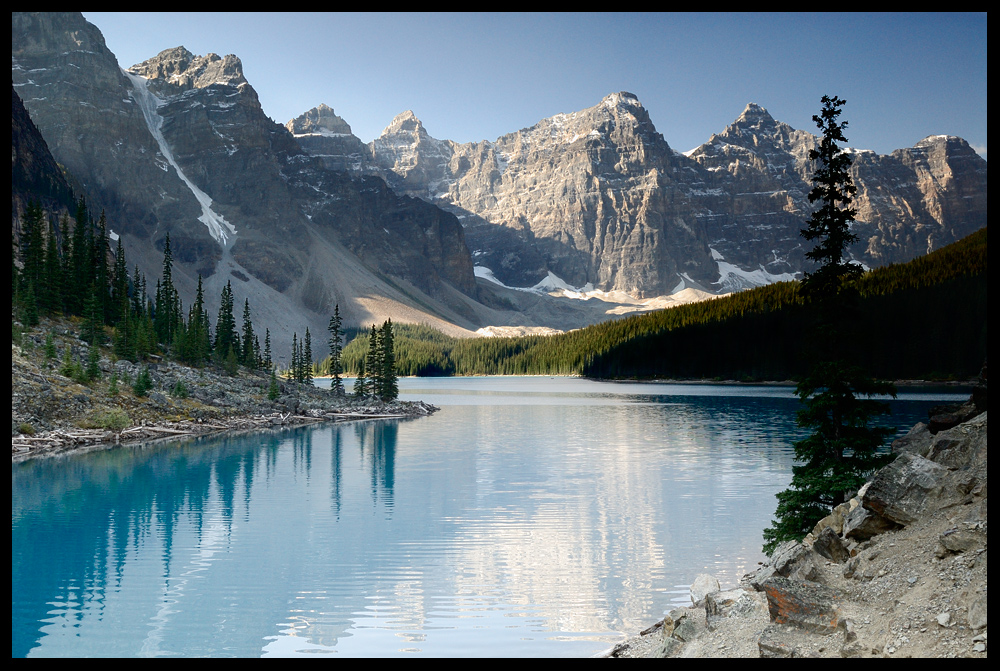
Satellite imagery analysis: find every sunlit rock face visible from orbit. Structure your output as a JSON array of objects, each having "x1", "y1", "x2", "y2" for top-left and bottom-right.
[
  {"x1": 347, "y1": 96, "x2": 986, "y2": 297},
  {"x1": 13, "y1": 12, "x2": 478, "y2": 343}
]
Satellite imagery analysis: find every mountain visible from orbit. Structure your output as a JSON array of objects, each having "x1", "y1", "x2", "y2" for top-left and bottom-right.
[
  {"x1": 298, "y1": 95, "x2": 985, "y2": 298},
  {"x1": 11, "y1": 85, "x2": 76, "y2": 227},
  {"x1": 12, "y1": 12, "x2": 486, "y2": 354}
]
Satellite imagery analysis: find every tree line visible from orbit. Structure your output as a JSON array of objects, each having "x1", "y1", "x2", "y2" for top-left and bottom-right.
[
  {"x1": 328, "y1": 227, "x2": 985, "y2": 384},
  {"x1": 12, "y1": 198, "x2": 399, "y2": 401}
]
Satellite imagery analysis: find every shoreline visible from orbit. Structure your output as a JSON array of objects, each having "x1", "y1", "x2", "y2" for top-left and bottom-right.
[{"x1": 11, "y1": 400, "x2": 438, "y2": 464}]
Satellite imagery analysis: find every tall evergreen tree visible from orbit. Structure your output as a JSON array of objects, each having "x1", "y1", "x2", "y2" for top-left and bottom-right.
[
  {"x1": 763, "y1": 96, "x2": 896, "y2": 555},
  {"x1": 379, "y1": 319, "x2": 398, "y2": 402},
  {"x1": 263, "y1": 328, "x2": 273, "y2": 371},
  {"x1": 328, "y1": 305, "x2": 345, "y2": 395},
  {"x1": 93, "y1": 211, "x2": 111, "y2": 324},
  {"x1": 240, "y1": 298, "x2": 256, "y2": 367},
  {"x1": 303, "y1": 328, "x2": 314, "y2": 386},
  {"x1": 42, "y1": 219, "x2": 62, "y2": 315},
  {"x1": 215, "y1": 280, "x2": 239, "y2": 363},
  {"x1": 18, "y1": 203, "x2": 45, "y2": 299},
  {"x1": 291, "y1": 332, "x2": 299, "y2": 382},
  {"x1": 366, "y1": 324, "x2": 382, "y2": 400}
]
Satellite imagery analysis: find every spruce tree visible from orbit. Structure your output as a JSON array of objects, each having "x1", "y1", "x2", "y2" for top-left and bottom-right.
[
  {"x1": 380, "y1": 319, "x2": 398, "y2": 402},
  {"x1": 303, "y1": 328, "x2": 314, "y2": 386},
  {"x1": 354, "y1": 358, "x2": 369, "y2": 398},
  {"x1": 240, "y1": 298, "x2": 256, "y2": 367},
  {"x1": 263, "y1": 328, "x2": 273, "y2": 371},
  {"x1": 328, "y1": 305, "x2": 345, "y2": 396},
  {"x1": 291, "y1": 332, "x2": 299, "y2": 382},
  {"x1": 43, "y1": 219, "x2": 62, "y2": 315},
  {"x1": 366, "y1": 324, "x2": 382, "y2": 400},
  {"x1": 763, "y1": 96, "x2": 896, "y2": 555},
  {"x1": 215, "y1": 281, "x2": 239, "y2": 363}
]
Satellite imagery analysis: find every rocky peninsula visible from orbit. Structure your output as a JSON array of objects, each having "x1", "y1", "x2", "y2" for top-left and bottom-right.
[
  {"x1": 606, "y1": 373, "x2": 987, "y2": 658},
  {"x1": 12, "y1": 318, "x2": 436, "y2": 463}
]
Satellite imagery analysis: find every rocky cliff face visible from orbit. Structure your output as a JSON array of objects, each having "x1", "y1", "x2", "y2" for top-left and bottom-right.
[
  {"x1": 12, "y1": 12, "x2": 479, "y2": 349},
  {"x1": 318, "y1": 95, "x2": 986, "y2": 297}
]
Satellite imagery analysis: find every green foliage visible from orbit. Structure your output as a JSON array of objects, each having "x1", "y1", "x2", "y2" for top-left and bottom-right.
[
  {"x1": 223, "y1": 346, "x2": 239, "y2": 376},
  {"x1": 170, "y1": 380, "x2": 189, "y2": 399},
  {"x1": 268, "y1": 368, "x2": 280, "y2": 401},
  {"x1": 132, "y1": 366, "x2": 152, "y2": 397},
  {"x1": 108, "y1": 371, "x2": 119, "y2": 396},
  {"x1": 44, "y1": 331, "x2": 56, "y2": 360},
  {"x1": 86, "y1": 344, "x2": 102, "y2": 381},
  {"x1": 763, "y1": 96, "x2": 896, "y2": 555},
  {"x1": 18, "y1": 423, "x2": 35, "y2": 436},
  {"x1": 327, "y1": 306, "x2": 345, "y2": 395},
  {"x1": 379, "y1": 319, "x2": 398, "y2": 402},
  {"x1": 90, "y1": 407, "x2": 131, "y2": 431}
]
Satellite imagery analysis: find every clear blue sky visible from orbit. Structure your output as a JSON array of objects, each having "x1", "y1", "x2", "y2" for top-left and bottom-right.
[{"x1": 83, "y1": 12, "x2": 987, "y2": 158}]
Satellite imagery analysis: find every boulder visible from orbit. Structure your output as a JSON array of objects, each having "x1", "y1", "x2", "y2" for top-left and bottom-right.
[
  {"x1": 891, "y1": 421, "x2": 932, "y2": 456},
  {"x1": 812, "y1": 526, "x2": 851, "y2": 563},
  {"x1": 842, "y1": 504, "x2": 900, "y2": 541},
  {"x1": 745, "y1": 540, "x2": 824, "y2": 590},
  {"x1": 862, "y1": 453, "x2": 949, "y2": 526},
  {"x1": 705, "y1": 588, "x2": 767, "y2": 626},
  {"x1": 689, "y1": 574, "x2": 720, "y2": 606},
  {"x1": 761, "y1": 577, "x2": 843, "y2": 635}
]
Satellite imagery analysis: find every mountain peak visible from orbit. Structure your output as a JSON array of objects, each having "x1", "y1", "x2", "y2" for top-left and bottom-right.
[
  {"x1": 129, "y1": 47, "x2": 247, "y2": 90},
  {"x1": 602, "y1": 91, "x2": 644, "y2": 109},
  {"x1": 382, "y1": 110, "x2": 425, "y2": 137},
  {"x1": 286, "y1": 104, "x2": 353, "y2": 137},
  {"x1": 733, "y1": 102, "x2": 777, "y2": 130}
]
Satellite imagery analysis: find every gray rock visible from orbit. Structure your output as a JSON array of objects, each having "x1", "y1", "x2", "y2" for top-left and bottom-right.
[
  {"x1": 967, "y1": 596, "x2": 987, "y2": 630},
  {"x1": 891, "y1": 422, "x2": 932, "y2": 456},
  {"x1": 762, "y1": 577, "x2": 843, "y2": 635},
  {"x1": 938, "y1": 528, "x2": 980, "y2": 554},
  {"x1": 813, "y1": 526, "x2": 851, "y2": 563},
  {"x1": 843, "y1": 504, "x2": 899, "y2": 541},
  {"x1": 705, "y1": 588, "x2": 767, "y2": 625},
  {"x1": 862, "y1": 453, "x2": 949, "y2": 525},
  {"x1": 689, "y1": 573, "x2": 720, "y2": 606}
]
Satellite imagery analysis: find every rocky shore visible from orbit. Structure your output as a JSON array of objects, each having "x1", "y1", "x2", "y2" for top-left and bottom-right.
[
  {"x1": 12, "y1": 318, "x2": 437, "y2": 462},
  {"x1": 606, "y1": 375, "x2": 988, "y2": 658}
]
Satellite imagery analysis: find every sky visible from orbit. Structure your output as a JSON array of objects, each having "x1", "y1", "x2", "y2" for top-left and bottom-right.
[{"x1": 83, "y1": 12, "x2": 987, "y2": 158}]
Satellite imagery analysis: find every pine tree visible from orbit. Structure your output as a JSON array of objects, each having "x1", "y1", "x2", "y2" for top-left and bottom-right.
[
  {"x1": 379, "y1": 319, "x2": 398, "y2": 402},
  {"x1": 268, "y1": 367, "x2": 280, "y2": 401},
  {"x1": 763, "y1": 96, "x2": 896, "y2": 555},
  {"x1": 291, "y1": 332, "x2": 299, "y2": 382},
  {"x1": 215, "y1": 280, "x2": 239, "y2": 363},
  {"x1": 303, "y1": 328, "x2": 314, "y2": 386},
  {"x1": 366, "y1": 324, "x2": 382, "y2": 400},
  {"x1": 43, "y1": 219, "x2": 62, "y2": 315},
  {"x1": 354, "y1": 358, "x2": 369, "y2": 398},
  {"x1": 328, "y1": 305, "x2": 345, "y2": 395},
  {"x1": 263, "y1": 328, "x2": 273, "y2": 371},
  {"x1": 240, "y1": 298, "x2": 256, "y2": 367}
]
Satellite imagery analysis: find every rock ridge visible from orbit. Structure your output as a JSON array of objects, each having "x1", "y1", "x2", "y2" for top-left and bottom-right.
[{"x1": 607, "y1": 372, "x2": 987, "y2": 658}]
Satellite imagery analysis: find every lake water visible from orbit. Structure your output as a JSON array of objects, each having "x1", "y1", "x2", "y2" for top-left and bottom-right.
[{"x1": 11, "y1": 377, "x2": 967, "y2": 658}]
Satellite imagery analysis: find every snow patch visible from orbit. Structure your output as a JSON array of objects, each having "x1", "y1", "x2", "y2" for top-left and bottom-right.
[{"x1": 124, "y1": 69, "x2": 237, "y2": 246}]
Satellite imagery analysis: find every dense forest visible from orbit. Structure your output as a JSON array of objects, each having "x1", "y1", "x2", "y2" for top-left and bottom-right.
[{"x1": 335, "y1": 228, "x2": 987, "y2": 381}]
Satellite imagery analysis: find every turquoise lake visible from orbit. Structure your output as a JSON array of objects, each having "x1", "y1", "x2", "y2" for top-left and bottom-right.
[{"x1": 11, "y1": 377, "x2": 967, "y2": 657}]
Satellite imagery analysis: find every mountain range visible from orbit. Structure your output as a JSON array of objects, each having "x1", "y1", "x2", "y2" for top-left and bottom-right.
[{"x1": 12, "y1": 12, "x2": 988, "y2": 353}]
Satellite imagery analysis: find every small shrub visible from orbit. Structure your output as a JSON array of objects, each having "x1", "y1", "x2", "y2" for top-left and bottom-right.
[
  {"x1": 18, "y1": 423, "x2": 35, "y2": 436},
  {"x1": 170, "y1": 380, "x2": 189, "y2": 399},
  {"x1": 108, "y1": 372, "x2": 119, "y2": 396},
  {"x1": 91, "y1": 408, "x2": 131, "y2": 431}
]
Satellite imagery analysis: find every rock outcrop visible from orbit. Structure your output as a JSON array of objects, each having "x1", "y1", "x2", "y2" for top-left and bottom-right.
[
  {"x1": 299, "y1": 95, "x2": 986, "y2": 299},
  {"x1": 610, "y1": 376, "x2": 987, "y2": 658}
]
